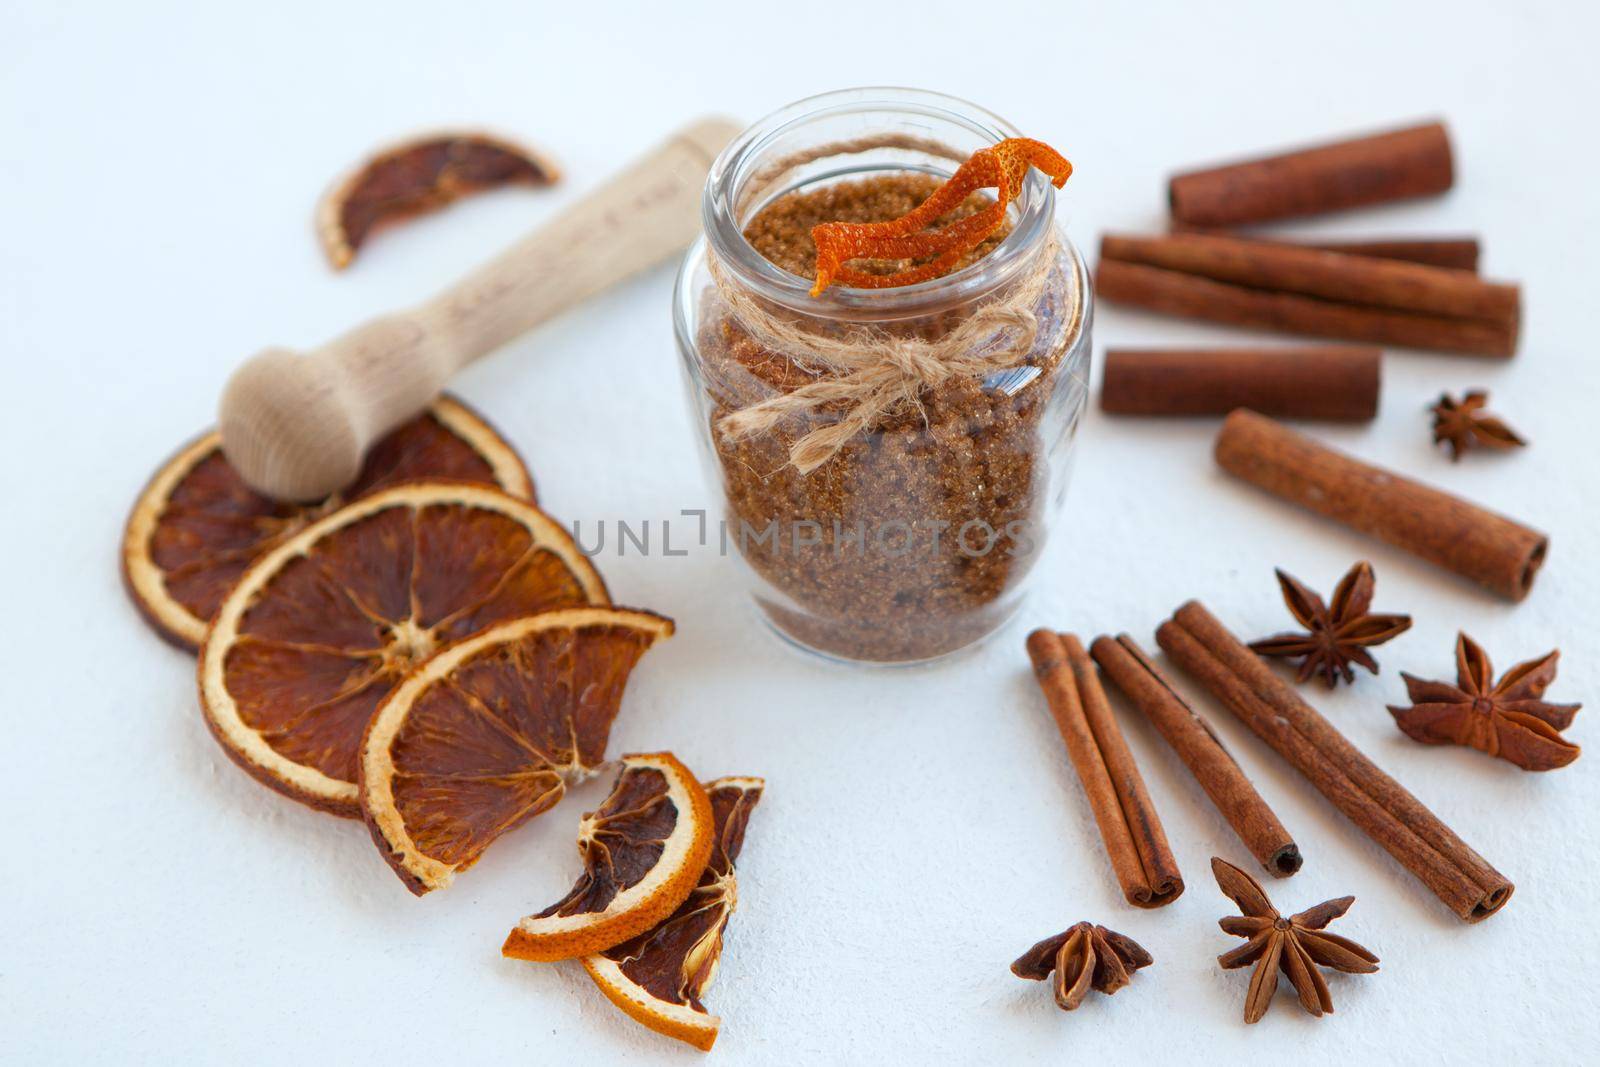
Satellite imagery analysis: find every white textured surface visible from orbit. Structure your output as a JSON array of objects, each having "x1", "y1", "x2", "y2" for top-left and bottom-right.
[{"x1": 4, "y1": 2, "x2": 1598, "y2": 1062}]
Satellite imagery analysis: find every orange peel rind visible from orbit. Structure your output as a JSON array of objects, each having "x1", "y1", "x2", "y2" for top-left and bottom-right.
[{"x1": 809, "y1": 137, "x2": 1072, "y2": 296}]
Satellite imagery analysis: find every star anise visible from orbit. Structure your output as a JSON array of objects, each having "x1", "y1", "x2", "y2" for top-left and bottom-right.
[
  {"x1": 1389, "y1": 633, "x2": 1581, "y2": 771},
  {"x1": 1430, "y1": 390, "x2": 1527, "y2": 461},
  {"x1": 1011, "y1": 922, "x2": 1153, "y2": 1011},
  {"x1": 1249, "y1": 561, "x2": 1412, "y2": 688},
  {"x1": 1212, "y1": 857, "x2": 1378, "y2": 1024}
]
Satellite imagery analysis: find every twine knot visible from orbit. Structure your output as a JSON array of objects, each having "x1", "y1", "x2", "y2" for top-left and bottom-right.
[
  {"x1": 883, "y1": 343, "x2": 952, "y2": 387},
  {"x1": 711, "y1": 237, "x2": 1058, "y2": 475}
]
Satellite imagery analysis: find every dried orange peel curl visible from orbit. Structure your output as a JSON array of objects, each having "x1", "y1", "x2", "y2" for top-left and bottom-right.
[{"x1": 809, "y1": 137, "x2": 1072, "y2": 296}]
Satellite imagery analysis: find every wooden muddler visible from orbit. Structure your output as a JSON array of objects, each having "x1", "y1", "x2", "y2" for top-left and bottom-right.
[
  {"x1": 1215, "y1": 409, "x2": 1548, "y2": 600},
  {"x1": 1100, "y1": 346, "x2": 1380, "y2": 421},
  {"x1": 219, "y1": 116, "x2": 743, "y2": 500},
  {"x1": 1157, "y1": 600, "x2": 1513, "y2": 923},
  {"x1": 1090, "y1": 634, "x2": 1301, "y2": 877},
  {"x1": 1026, "y1": 630, "x2": 1183, "y2": 908},
  {"x1": 1168, "y1": 121, "x2": 1454, "y2": 226}
]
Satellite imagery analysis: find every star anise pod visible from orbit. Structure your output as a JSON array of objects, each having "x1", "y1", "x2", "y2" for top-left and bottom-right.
[
  {"x1": 1430, "y1": 390, "x2": 1527, "y2": 461},
  {"x1": 1011, "y1": 922, "x2": 1153, "y2": 1011},
  {"x1": 1212, "y1": 857, "x2": 1378, "y2": 1024},
  {"x1": 1249, "y1": 561, "x2": 1412, "y2": 688},
  {"x1": 1389, "y1": 633, "x2": 1581, "y2": 771}
]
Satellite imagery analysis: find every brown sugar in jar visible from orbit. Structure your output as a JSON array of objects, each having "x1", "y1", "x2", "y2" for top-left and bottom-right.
[{"x1": 674, "y1": 90, "x2": 1092, "y2": 663}]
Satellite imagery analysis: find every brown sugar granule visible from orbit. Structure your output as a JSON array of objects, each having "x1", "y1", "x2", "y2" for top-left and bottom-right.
[{"x1": 702, "y1": 174, "x2": 1078, "y2": 662}]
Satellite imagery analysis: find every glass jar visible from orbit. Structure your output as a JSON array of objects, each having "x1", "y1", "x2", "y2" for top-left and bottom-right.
[{"x1": 673, "y1": 88, "x2": 1092, "y2": 664}]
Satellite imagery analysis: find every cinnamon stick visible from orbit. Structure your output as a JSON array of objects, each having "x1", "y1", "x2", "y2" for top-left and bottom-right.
[
  {"x1": 1172, "y1": 227, "x2": 1479, "y2": 271},
  {"x1": 1095, "y1": 259, "x2": 1517, "y2": 358},
  {"x1": 1090, "y1": 634, "x2": 1301, "y2": 877},
  {"x1": 1025, "y1": 630, "x2": 1184, "y2": 908},
  {"x1": 1215, "y1": 409, "x2": 1548, "y2": 601},
  {"x1": 1156, "y1": 600, "x2": 1513, "y2": 923},
  {"x1": 1101, "y1": 233, "x2": 1518, "y2": 324},
  {"x1": 1306, "y1": 236, "x2": 1478, "y2": 271},
  {"x1": 1168, "y1": 121, "x2": 1454, "y2": 226},
  {"x1": 1100, "y1": 346, "x2": 1379, "y2": 421}
]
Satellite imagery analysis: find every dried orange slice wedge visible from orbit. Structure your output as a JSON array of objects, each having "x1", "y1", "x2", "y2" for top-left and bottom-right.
[
  {"x1": 502, "y1": 753, "x2": 713, "y2": 961},
  {"x1": 582, "y1": 776, "x2": 764, "y2": 1052},
  {"x1": 199, "y1": 481, "x2": 606, "y2": 817},
  {"x1": 124, "y1": 396, "x2": 532, "y2": 650},
  {"x1": 361, "y1": 614, "x2": 676, "y2": 894},
  {"x1": 318, "y1": 131, "x2": 559, "y2": 269}
]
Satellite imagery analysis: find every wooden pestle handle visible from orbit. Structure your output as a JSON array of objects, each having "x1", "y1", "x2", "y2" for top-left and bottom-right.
[{"x1": 219, "y1": 116, "x2": 743, "y2": 501}]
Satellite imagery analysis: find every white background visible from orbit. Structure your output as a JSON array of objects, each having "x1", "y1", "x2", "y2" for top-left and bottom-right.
[{"x1": 5, "y1": 2, "x2": 1598, "y2": 1063}]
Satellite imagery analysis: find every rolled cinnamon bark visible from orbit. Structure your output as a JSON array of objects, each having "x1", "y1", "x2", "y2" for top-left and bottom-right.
[
  {"x1": 1308, "y1": 237, "x2": 1478, "y2": 271},
  {"x1": 1096, "y1": 259, "x2": 1517, "y2": 358},
  {"x1": 1215, "y1": 409, "x2": 1548, "y2": 600},
  {"x1": 1174, "y1": 230, "x2": 1480, "y2": 272},
  {"x1": 1314, "y1": 237, "x2": 1478, "y2": 271},
  {"x1": 1156, "y1": 600, "x2": 1513, "y2": 923},
  {"x1": 1101, "y1": 233, "x2": 1517, "y2": 324},
  {"x1": 1100, "y1": 346, "x2": 1380, "y2": 421},
  {"x1": 1026, "y1": 630, "x2": 1184, "y2": 908},
  {"x1": 1090, "y1": 633, "x2": 1301, "y2": 877},
  {"x1": 1169, "y1": 121, "x2": 1454, "y2": 226}
]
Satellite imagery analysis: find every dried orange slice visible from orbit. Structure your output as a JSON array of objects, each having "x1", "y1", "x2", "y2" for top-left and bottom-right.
[
  {"x1": 124, "y1": 396, "x2": 532, "y2": 650},
  {"x1": 582, "y1": 776, "x2": 764, "y2": 1052},
  {"x1": 502, "y1": 753, "x2": 713, "y2": 961},
  {"x1": 318, "y1": 131, "x2": 559, "y2": 269},
  {"x1": 361, "y1": 614, "x2": 676, "y2": 894},
  {"x1": 199, "y1": 481, "x2": 606, "y2": 817}
]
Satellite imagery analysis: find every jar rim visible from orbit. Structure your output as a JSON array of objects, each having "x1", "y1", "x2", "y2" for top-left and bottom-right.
[{"x1": 702, "y1": 87, "x2": 1059, "y2": 321}]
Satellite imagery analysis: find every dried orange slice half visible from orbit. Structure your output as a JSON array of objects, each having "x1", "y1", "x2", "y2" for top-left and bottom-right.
[
  {"x1": 361, "y1": 614, "x2": 676, "y2": 894},
  {"x1": 124, "y1": 396, "x2": 532, "y2": 650},
  {"x1": 318, "y1": 131, "x2": 559, "y2": 269},
  {"x1": 502, "y1": 753, "x2": 713, "y2": 961},
  {"x1": 199, "y1": 481, "x2": 606, "y2": 817},
  {"x1": 582, "y1": 776, "x2": 764, "y2": 1052}
]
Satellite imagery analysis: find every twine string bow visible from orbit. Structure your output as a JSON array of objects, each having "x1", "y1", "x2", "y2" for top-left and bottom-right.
[{"x1": 713, "y1": 262, "x2": 1056, "y2": 473}]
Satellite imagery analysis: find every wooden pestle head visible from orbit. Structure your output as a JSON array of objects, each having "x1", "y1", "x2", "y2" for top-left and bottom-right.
[{"x1": 218, "y1": 346, "x2": 367, "y2": 502}]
